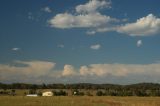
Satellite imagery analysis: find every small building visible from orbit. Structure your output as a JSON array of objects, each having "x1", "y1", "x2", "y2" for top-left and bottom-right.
[
  {"x1": 26, "y1": 94, "x2": 38, "y2": 97},
  {"x1": 42, "y1": 91, "x2": 53, "y2": 96}
]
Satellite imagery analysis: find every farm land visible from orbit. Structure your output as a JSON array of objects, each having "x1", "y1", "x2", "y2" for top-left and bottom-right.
[
  {"x1": 0, "y1": 96, "x2": 160, "y2": 106},
  {"x1": 0, "y1": 89, "x2": 160, "y2": 106},
  {"x1": 1, "y1": 83, "x2": 160, "y2": 106}
]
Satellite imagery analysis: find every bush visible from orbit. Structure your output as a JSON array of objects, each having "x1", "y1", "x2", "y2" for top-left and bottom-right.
[
  {"x1": 10, "y1": 89, "x2": 16, "y2": 96},
  {"x1": 37, "y1": 91, "x2": 42, "y2": 96},
  {"x1": 86, "y1": 91, "x2": 93, "y2": 96},
  {"x1": 28, "y1": 89, "x2": 36, "y2": 94},
  {"x1": 96, "y1": 91, "x2": 103, "y2": 96},
  {"x1": 53, "y1": 90, "x2": 67, "y2": 96}
]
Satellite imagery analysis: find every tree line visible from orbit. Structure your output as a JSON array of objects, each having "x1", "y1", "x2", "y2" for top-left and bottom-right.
[{"x1": 0, "y1": 82, "x2": 160, "y2": 96}]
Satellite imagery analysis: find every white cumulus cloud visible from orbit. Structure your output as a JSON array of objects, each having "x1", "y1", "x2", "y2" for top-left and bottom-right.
[
  {"x1": 57, "y1": 44, "x2": 64, "y2": 48},
  {"x1": 47, "y1": 1, "x2": 160, "y2": 37},
  {"x1": 12, "y1": 48, "x2": 20, "y2": 51},
  {"x1": 90, "y1": 44, "x2": 101, "y2": 50},
  {"x1": 76, "y1": 0, "x2": 111, "y2": 13},
  {"x1": 48, "y1": 0, "x2": 117, "y2": 29},
  {"x1": 49, "y1": 12, "x2": 115, "y2": 29},
  {"x1": 137, "y1": 40, "x2": 142, "y2": 47},
  {"x1": 86, "y1": 30, "x2": 96, "y2": 35},
  {"x1": 117, "y1": 14, "x2": 160, "y2": 36}
]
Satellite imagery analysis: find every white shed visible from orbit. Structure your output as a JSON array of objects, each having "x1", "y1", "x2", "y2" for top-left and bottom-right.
[
  {"x1": 42, "y1": 91, "x2": 53, "y2": 96},
  {"x1": 26, "y1": 94, "x2": 38, "y2": 97}
]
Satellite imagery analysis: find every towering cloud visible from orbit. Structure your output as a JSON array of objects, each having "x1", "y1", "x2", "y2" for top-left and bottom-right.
[
  {"x1": 0, "y1": 61, "x2": 56, "y2": 83},
  {"x1": 1, "y1": 61, "x2": 160, "y2": 83},
  {"x1": 62, "y1": 65, "x2": 77, "y2": 76}
]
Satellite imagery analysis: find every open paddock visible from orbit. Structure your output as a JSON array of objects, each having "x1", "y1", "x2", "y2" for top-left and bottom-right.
[{"x1": 0, "y1": 96, "x2": 160, "y2": 106}]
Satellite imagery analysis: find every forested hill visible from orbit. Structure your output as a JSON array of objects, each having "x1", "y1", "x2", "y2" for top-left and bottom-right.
[{"x1": 0, "y1": 82, "x2": 160, "y2": 90}]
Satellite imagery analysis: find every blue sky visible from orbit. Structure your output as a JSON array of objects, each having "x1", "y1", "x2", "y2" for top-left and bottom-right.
[{"x1": 0, "y1": 0, "x2": 160, "y2": 84}]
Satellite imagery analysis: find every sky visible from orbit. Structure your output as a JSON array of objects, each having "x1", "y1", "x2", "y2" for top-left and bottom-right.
[{"x1": 0, "y1": 0, "x2": 160, "y2": 84}]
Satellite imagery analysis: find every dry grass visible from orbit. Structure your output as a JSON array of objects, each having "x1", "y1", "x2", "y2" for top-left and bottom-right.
[{"x1": 0, "y1": 96, "x2": 160, "y2": 106}]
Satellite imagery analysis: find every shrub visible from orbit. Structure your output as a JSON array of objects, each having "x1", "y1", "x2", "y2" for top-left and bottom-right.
[
  {"x1": 96, "y1": 91, "x2": 103, "y2": 96},
  {"x1": 53, "y1": 90, "x2": 67, "y2": 96}
]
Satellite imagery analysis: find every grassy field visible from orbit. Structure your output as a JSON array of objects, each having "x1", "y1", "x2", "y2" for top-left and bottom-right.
[{"x1": 0, "y1": 96, "x2": 160, "y2": 106}]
